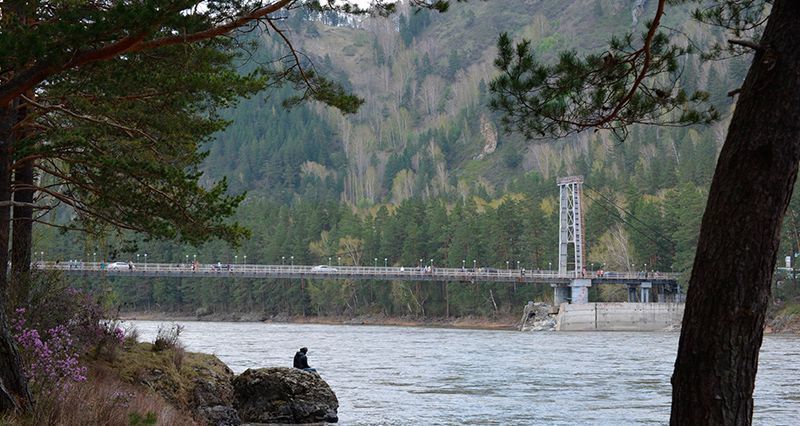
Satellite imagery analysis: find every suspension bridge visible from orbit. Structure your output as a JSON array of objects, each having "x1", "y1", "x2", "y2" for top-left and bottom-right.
[{"x1": 39, "y1": 176, "x2": 681, "y2": 304}]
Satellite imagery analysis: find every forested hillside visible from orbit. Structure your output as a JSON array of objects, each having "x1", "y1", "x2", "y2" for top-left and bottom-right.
[{"x1": 34, "y1": 0, "x2": 800, "y2": 317}]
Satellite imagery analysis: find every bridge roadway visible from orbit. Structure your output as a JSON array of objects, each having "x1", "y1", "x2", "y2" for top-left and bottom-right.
[{"x1": 41, "y1": 262, "x2": 678, "y2": 286}]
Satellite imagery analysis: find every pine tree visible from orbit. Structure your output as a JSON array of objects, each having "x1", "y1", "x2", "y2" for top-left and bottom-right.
[{"x1": 489, "y1": 1, "x2": 800, "y2": 421}]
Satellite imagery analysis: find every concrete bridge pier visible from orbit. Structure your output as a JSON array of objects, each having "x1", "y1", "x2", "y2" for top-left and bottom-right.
[
  {"x1": 627, "y1": 284, "x2": 638, "y2": 302},
  {"x1": 553, "y1": 279, "x2": 592, "y2": 304},
  {"x1": 626, "y1": 282, "x2": 652, "y2": 303},
  {"x1": 570, "y1": 279, "x2": 591, "y2": 304},
  {"x1": 553, "y1": 285, "x2": 570, "y2": 305},
  {"x1": 640, "y1": 282, "x2": 651, "y2": 303}
]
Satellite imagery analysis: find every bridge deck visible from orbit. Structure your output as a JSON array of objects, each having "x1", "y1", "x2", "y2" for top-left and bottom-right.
[{"x1": 42, "y1": 262, "x2": 678, "y2": 286}]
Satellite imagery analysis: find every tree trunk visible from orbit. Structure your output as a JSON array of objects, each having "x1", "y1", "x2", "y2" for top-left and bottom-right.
[
  {"x1": 11, "y1": 95, "x2": 34, "y2": 292},
  {"x1": 0, "y1": 103, "x2": 32, "y2": 413},
  {"x1": 670, "y1": 2, "x2": 800, "y2": 424}
]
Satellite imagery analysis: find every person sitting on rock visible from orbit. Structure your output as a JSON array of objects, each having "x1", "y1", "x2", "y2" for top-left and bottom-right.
[{"x1": 293, "y1": 347, "x2": 317, "y2": 373}]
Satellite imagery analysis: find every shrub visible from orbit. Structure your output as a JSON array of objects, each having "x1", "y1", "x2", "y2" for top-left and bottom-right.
[
  {"x1": 128, "y1": 411, "x2": 158, "y2": 425},
  {"x1": 12, "y1": 309, "x2": 88, "y2": 395},
  {"x1": 153, "y1": 323, "x2": 185, "y2": 352},
  {"x1": 124, "y1": 326, "x2": 141, "y2": 347},
  {"x1": 503, "y1": 150, "x2": 523, "y2": 169},
  {"x1": 10, "y1": 275, "x2": 126, "y2": 400},
  {"x1": 7, "y1": 275, "x2": 197, "y2": 425},
  {"x1": 172, "y1": 345, "x2": 186, "y2": 371},
  {"x1": 781, "y1": 302, "x2": 800, "y2": 317},
  {"x1": 11, "y1": 274, "x2": 118, "y2": 353},
  {"x1": 92, "y1": 319, "x2": 127, "y2": 361}
]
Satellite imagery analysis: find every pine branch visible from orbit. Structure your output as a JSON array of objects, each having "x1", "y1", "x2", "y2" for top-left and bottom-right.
[
  {"x1": 0, "y1": 0, "x2": 296, "y2": 105},
  {"x1": 21, "y1": 94, "x2": 158, "y2": 143}
]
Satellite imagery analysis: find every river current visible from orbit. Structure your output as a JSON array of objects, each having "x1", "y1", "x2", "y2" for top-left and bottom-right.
[{"x1": 128, "y1": 320, "x2": 799, "y2": 425}]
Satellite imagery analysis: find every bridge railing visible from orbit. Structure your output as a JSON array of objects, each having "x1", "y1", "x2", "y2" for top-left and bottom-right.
[{"x1": 36, "y1": 261, "x2": 679, "y2": 281}]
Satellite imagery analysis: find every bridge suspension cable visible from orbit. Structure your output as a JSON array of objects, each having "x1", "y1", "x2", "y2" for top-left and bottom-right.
[{"x1": 582, "y1": 184, "x2": 676, "y2": 257}]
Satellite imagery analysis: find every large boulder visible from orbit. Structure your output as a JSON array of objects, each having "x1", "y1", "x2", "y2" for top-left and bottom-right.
[
  {"x1": 190, "y1": 359, "x2": 241, "y2": 426},
  {"x1": 233, "y1": 367, "x2": 338, "y2": 424}
]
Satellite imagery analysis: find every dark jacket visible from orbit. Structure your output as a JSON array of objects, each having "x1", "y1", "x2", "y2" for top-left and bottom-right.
[{"x1": 293, "y1": 351, "x2": 310, "y2": 369}]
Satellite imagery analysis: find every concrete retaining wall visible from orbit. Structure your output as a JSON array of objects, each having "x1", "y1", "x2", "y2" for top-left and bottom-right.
[{"x1": 556, "y1": 302, "x2": 684, "y2": 331}]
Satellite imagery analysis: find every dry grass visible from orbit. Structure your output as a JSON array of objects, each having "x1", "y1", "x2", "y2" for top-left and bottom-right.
[
  {"x1": 172, "y1": 345, "x2": 186, "y2": 371},
  {"x1": 3, "y1": 337, "x2": 230, "y2": 426},
  {"x1": 125, "y1": 325, "x2": 141, "y2": 346},
  {"x1": 153, "y1": 324, "x2": 184, "y2": 353},
  {"x1": 5, "y1": 368, "x2": 197, "y2": 426}
]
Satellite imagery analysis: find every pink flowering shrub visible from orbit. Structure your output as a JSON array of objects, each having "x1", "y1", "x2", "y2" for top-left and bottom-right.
[
  {"x1": 10, "y1": 282, "x2": 124, "y2": 395},
  {"x1": 12, "y1": 308, "x2": 87, "y2": 394}
]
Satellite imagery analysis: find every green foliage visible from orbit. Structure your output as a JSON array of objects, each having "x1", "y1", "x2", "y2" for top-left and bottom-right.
[
  {"x1": 502, "y1": 150, "x2": 523, "y2": 169},
  {"x1": 33, "y1": 41, "x2": 257, "y2": 245},
  {"x1": 399, "y1": 8, "x2": 433, "y2": 46},
  {"x1": 1, "y1": 0, "x2": 374, "y2": 252},
  {"x1": 128, "y1": 411, "x2": 158, "y2": 426},
  {"x1": 280, "y1": 68, "x2": 364, "y2": 114},
  {"x1": 676, "y1": 0, "x2": 769, "y2": 59},
  {"x1": 489, "y1": 28, "x2": 718, "y2": 138}
]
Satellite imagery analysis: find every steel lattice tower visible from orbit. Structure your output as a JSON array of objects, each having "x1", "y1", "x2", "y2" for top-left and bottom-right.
[{"x1": 557, "y1": 176, "x2": 585, "y2": 277}]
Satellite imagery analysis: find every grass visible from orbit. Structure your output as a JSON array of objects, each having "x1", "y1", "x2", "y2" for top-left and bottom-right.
[
  {"x1": 104, "y1": 341, "x2": 232, "y2": 409},
  {"x1": 2, "y1": 366, "x2": 196, "y2": 426},
  {"x1": 2, "y1": 340, "x2": 231, "y2": 426},
  {"x1": 779, "y1": 302, "x2": 800, "y2": 317}
]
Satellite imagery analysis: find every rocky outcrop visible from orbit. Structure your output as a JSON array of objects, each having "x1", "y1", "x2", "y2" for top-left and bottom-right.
[
  {"x1": 190, "y1": 359, "x2": 241, "y2": 426},
  {"x1": 233, "y1": 368, "x2": 338, "y2": 424},
  {"x1": 114, "y1": 343, "x2": 241, "y2": 426},
  {"x1": 766, "y1": 312, "x2": 800, "y2": 333},
  {"x1": 519, "y1": 301, "x2": 557, "y2": 331},
  {"x1": 475, "y1": 114, "x2": 498, "y2": 160}
]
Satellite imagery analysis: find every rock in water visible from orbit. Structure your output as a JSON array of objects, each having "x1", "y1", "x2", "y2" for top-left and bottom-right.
[{"x1": 233, "y1": 368, "x2": 339, "y2": 424}]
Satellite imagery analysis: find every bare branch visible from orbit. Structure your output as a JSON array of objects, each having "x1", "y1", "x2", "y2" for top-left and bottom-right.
[
  {"x1": 30, "y1": 218, "x2": 87, "y2": 233},
  {"x1": 266, "y1": 17, "x2": 315, "y2": 94},
  {"x1": 0, "y1": 200, "x2": 50, "y2": 209},
  {"x1": 728, "y1": 39, "x2": 763, "y2": 51},
  {"x1": 130, "y1": 0, "x2": 296, "y2": 53}
]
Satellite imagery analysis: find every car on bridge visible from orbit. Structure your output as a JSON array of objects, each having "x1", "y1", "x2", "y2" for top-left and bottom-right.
[
  {"x1": 107, "y1": 261, "x2": 132, "y2": 270},
  {"x1": 311, "y1": 265, "x2": 337, "y2": 272}
]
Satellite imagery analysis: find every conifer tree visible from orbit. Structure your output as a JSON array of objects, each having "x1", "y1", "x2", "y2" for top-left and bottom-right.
[
  {"x1": 0, "y1": 0, "x2": 414, "y2": 412},
  {"x1": 490, "y1": 0, "x2": 799, "y2": 423}
]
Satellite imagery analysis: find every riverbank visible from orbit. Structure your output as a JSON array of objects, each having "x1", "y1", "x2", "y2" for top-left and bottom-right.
[
  {"x1": 120, "y1": 311, "x2": 520, "y2": 331},
  {"x1": 122, "y1": 306, "x2": 800, "y2": 334}
]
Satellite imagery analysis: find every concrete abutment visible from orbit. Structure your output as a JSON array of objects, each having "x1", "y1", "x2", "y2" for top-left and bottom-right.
[{"x1": 555, "y1": 302, "x2": 684, "y2": 331}]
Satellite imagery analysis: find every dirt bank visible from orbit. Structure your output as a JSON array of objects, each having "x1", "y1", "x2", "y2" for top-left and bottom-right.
[
  {"x1": 120, "y1": 311, "x2": 520, "y2": 331},
  {"x1": 765, "y1": 302, "x2": 800, "y2": 334},
  {"x1": 123, "y1": 308, "x2": 800, "y2": 334}
]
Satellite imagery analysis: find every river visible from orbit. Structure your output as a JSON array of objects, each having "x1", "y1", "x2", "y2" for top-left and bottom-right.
[{"x1": 128, "y1": 320, "x2": 799, "y2": 425}]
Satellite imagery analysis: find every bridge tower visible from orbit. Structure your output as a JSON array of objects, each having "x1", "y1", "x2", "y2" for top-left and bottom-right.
[
  {"x1": 557, "y1": 176, "x2": 585, "y2": 277},
  {"x1": 553, "y1": 176, "x2": 590, "y2": 305}
]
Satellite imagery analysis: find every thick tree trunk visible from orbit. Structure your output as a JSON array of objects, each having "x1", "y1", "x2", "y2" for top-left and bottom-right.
[
  {"x1": 11, "y1": 163, "x2": 33, "y2": 269},
  {"x1": 11, "y1": 95, "x2": 34, "y2": 285},
  {"x1": 670, "y1": 2, "x2": 800, "y2": 424},
  {"x1": 0, "y1": 103, "x2": 32, "y2": 413}
]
